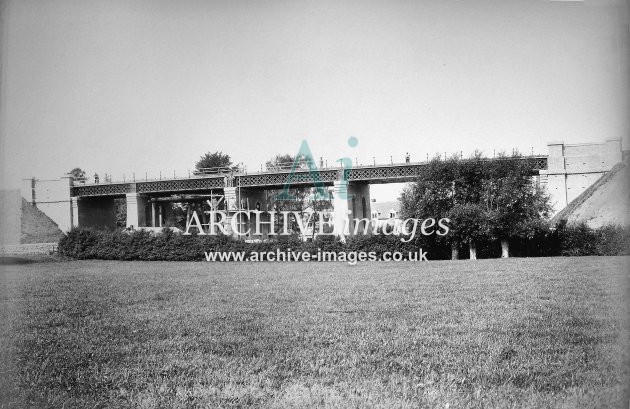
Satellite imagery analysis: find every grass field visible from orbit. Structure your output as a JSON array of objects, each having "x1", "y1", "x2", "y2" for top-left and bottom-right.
[{"x1": 1, "y1": 257, "x2": 628, "y2": 408}]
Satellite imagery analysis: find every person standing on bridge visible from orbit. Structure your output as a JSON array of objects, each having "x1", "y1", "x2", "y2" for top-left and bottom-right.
[{"x1": 405, "y1": 153, "x2": 410, "y2": 164}]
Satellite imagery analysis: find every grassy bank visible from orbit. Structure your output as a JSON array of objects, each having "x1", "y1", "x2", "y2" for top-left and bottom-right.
[{"x1": 1, "y1": 257, "x2": 628, "y2": 408}]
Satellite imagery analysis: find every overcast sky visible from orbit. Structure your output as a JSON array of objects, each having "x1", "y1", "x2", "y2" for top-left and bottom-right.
[{"x1": 1, "y1": 0, "x2": 628, "y2": 200}]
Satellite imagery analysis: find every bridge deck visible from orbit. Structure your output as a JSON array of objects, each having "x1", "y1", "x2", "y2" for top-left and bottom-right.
[{"x1": 71, "y1": 156, "x2": 548, "y2": 198}]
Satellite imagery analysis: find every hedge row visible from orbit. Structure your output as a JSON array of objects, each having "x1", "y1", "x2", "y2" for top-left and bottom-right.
[
  {"x1": 57, "y1": 229, "x2": 431, "y2": 261},
  {"x1": 57, "y1": 222, "x2": 629, "y2": 261}
]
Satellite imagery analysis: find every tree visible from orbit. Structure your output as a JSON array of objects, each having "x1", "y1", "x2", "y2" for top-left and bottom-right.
[
  {"x1": 481, "y1": 152, "x2": 551, "y2": 257},
  {"x1": 68, "y1": 167, "x2": 87, "y2": 183},
  {"x1": 400, "y1": 154, "x2": 489, "y2": 259},
  {"x1": 399, "y1": 152, "x2": 550, "y2": 259},
  {"x1": 447, "y1": 203, "x2": 489, "y2": 260},
  {"x1": 195, "y1": 151, "x2": 233, "y2": 172},
  {"x1": 265, "y1": 154, "x2": 296, "y2": 171},
  {"x1": 400, "y1": 156, "x2": 455, "y2": 256}
]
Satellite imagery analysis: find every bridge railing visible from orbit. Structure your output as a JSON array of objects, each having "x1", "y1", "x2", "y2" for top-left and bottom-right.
[
  {"x1": 193, "y1": 165, "x2": 244, "y2": 175},
  {"x1": 76, "y1": 153, "x2": 547, "y2": 186},
  {"x1": 256, "y1": 153, "x2": 547, "y2": 172}
]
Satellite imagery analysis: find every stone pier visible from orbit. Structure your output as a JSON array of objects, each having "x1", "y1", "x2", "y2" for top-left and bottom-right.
[
  {"x1": 332, "y1": 181, "x2": 371, "y2": 237},
  {"x1": 125, "y1": 192, "x2": 149, "y2": 229}
]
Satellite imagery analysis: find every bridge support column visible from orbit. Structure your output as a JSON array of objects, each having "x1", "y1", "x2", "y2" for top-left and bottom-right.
[
  {"x1": 332, "y1": 181, "x2": 371, "y2": 238},
  {"x1": 125, "y1": 193, "x2": 148, "y2": 229},
  {"x1": 151, "y1": 201, "x2": 156, "y2": 227},
  {"x1": 70, "y1": 197, "x2": 79, "y2": 228},
  {"x1": 147, "y1": 201, "x2": 164, "y2": 228}
]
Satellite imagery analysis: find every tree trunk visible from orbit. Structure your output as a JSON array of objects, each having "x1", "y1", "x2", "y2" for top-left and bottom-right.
[
  {"x1": 469, "y1": 242, "x2": 477, "y2": 260},
  {"x1": 501, "y1": 239, "x2": 509, "y2": 258},
  {"x1": 451, "y1": 243, "x2": 459, "y2": 260}
]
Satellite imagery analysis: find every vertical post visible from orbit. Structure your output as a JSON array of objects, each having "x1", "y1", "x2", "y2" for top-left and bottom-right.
[
  {"x1": 186, "y1": 202, "x2": 192, "y2": 229},
  {"x1": 158, "y1": 205, "x2": 163, "y2": 227},
  {"x1": 151, "y1": 201, "x2": 156, "y2": 227},
  {"x1": 545, "y1": 141, "x2": 568, "y2": 214},
  {"x1": 31, "y1": 178, "x2": 36, "y2": 205},
  {"x1": 67, "y1": 177, "x2": 75, "y2": 229},
  {"x1": 70, "y1": 197, "x2": 79, "y2": 228}
]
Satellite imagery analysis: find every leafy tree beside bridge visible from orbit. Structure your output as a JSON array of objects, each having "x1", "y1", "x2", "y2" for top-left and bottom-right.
[
  {"x1": 195, "y1": 151, "x2": 233, "y2": 173},
  {"x1": 480, "y1": 155, "x2": 551, "y2": 258},
  {"x1": 68, "y1": 167, "x2": 87, "y2": 183},
  {"x1": 265, "y1": 154, "x2": 295, "y2": 171},
  {"x1": 399, "y1": 152, "x2": 550, "y2": 259}
]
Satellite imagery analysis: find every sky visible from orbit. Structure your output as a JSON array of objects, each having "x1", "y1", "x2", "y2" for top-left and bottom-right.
[{"x1": 1, "y1": 0, "x2": 628, "y2": 201}]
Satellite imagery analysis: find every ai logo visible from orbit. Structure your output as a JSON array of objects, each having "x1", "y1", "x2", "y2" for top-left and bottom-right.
[{"x1": 274, "y1": 137, "x2": 360, "y2": 202}]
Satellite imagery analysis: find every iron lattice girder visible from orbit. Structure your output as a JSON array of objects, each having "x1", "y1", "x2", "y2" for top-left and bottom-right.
[
  {"x1": 71, "y1": 156, "x2": 548, "y2": 197},
  {"x1": 236, "y1": 169, "x2": 338, "y2": 187},
  {"x1": 135, "y1": 177, "x2": 224, "y2": 193},
  {"x1": 70, "y1": 176, "x2": 225, "y2": 197},
  {"x1": 70, "y1": 182, "x2": 130, "y2": 197},
  {"x1": 226, "y1": 156, "x2": 547, "y2": 187}
]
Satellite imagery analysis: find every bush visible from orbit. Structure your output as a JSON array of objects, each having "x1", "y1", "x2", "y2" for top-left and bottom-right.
[
  {"x1": 58, "y1": 223, "x2": 630, "y2": 261},
  {"x1": 593, "y1": 225, "x2": 630, "y2": 256}
]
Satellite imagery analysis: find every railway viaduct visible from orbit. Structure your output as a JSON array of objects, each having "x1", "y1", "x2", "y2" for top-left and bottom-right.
[{"x1": 22, "y1": 139, "x2": 623, "y2": 237}]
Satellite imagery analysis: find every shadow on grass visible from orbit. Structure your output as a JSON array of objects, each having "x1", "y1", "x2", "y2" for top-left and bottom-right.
[{"x1": 0, "y1": 257, "x2": 36, "y2": 265}]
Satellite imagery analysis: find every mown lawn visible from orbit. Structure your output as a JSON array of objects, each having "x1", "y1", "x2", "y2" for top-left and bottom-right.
[{"x1": 0, "y1": 257, "x2": 628, "y2": 408}]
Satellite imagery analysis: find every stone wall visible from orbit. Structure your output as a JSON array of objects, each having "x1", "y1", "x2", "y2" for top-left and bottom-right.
[{"x1": 544, "y1": 139, "x2": 622, "y2": 214}]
